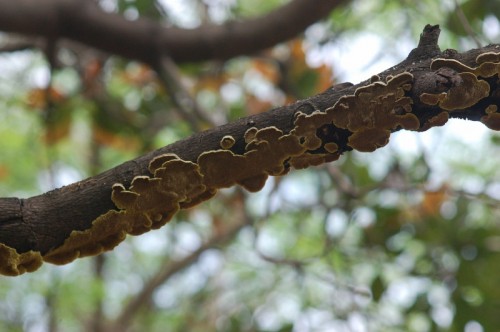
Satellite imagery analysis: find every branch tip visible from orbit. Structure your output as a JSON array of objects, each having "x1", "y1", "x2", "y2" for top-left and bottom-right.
[
  {"x1": 418, "y1": 24, "x2": 441, "y2": 48},
  {"x1": 407, "y1": 24, "x2": 441, "y2": 62}
]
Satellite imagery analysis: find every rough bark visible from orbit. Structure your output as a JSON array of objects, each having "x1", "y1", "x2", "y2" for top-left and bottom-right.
[{"x1": 1, "y1": 24, "x2": 500, "y2": 275}]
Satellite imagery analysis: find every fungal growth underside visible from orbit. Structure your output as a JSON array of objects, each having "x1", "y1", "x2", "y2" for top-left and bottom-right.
[{"x1": 2, "y1": 48, "x2": 500, "y2": 276}]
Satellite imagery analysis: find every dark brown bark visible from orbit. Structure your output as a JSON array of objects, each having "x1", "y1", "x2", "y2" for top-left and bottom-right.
[{"x1": 0, "y1": 0, "x2": 345, "y2": 65}]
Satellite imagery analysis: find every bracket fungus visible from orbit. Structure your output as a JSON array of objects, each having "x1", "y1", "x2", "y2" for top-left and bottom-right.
[
  {"x1": 293, "y1": 72, "x2": 418, "y2": 153},
  {"x1": 0, "y1": 244, "x2": 43, "y2": 276},
  {"x1": 481, "y1": 104, "x2": 500, "y2": 130},
  {"x1": 419, "y1": 111, "x2": 450, "y2": 132},
  {"x1": 5, "y1": 39, "x2": 500, "y2": 275},
  {"x1": 420, "y1": 53, "x2": 500, "y2": 111},
  {"x1": 220, "y1": 135, "x2": 236, "y2": 149},
  {"x1": 419, "y1": 72, "x2": 489, "y2": 110}
]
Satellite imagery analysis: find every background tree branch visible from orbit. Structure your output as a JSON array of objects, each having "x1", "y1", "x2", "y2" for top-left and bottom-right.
[
  {"x1": 0, "y1": 0, "x2": 346, "y2": 66},
  {"x1": 108, "y1": 212, "x2": 248, "y2": 332}
]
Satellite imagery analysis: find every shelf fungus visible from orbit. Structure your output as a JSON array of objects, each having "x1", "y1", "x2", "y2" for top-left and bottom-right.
[
  {"x1": 293, "y1": 72, "x2": 418, "y2": 152},
  {"x1": 481, "y1": 104, "x2": 500, "y2": 130},
  {"x1": 419, "y1": 111, "x2": 450, "y2": 132},
  {"x1": 43, "y1": 154, "x2": 211, "y2": 265},
  {"x1": 40, "y1": 126, "x2": 311, "y2": 268},
  {"x1": 420, "y1": 53, "x2": 500, "y2": 112},
  {"x1": 0, "y1": 244, "x2": 43, "y2": 276},
  {"x1": 220, "y1": 135, "x2": 236, "y2": 149}
]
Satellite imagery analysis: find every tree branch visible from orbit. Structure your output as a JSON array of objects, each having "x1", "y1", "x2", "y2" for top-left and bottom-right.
[
  {"x1": 0, "y1": 0, "x2": 345, "y2": 65},
  {"x1": 1, "y1": 25, "x2": 500, "y2": 276},
  {"x1": 155, "y1": 55, "x2": 214, "y2": 131}
]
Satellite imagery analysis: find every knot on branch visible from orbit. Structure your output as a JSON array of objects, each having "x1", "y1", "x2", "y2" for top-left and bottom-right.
[{"x1": 407, "y1": 24, "x2": 441, "y2": 62}]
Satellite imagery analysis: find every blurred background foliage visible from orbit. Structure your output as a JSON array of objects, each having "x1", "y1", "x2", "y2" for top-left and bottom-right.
[{"x1": 1, "y1": 0, "x2": 500, "y2": 331}]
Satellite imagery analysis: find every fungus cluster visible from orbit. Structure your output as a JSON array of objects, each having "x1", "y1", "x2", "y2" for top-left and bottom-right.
[
  {"x1": 0, "y1": 244, "x2": 42, "y2": 276},
  {"x1": 420, "y1": 52, "x2": 500, "y2": 130},
  {"x1": 4, "y1": 51, "x2": 500, "y2": 276},
  {"x1": 0, "y1": 66, "x2": 420, "y2": 275},
  {"x1": 37, "y1": 71, "x2": 418, "y2": 270},
  {"x1": 293, "y1": 72, "x2": 418, "y2": 152}
]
